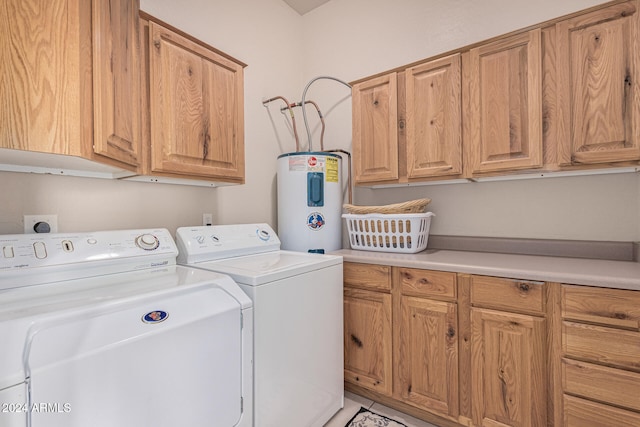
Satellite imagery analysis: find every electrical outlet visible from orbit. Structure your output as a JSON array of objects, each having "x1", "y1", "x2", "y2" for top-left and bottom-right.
[
  {"x1": 24, "y1": 214, "x2": 58, "y2": 234},
  {"x1": 202, "y1": 213, "x2": 213, "y2": 226}
]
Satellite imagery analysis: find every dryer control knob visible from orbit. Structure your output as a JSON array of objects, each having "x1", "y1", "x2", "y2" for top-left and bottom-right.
[{"x1": 135, "y1": 234, "x2": 160, "y2": 251}]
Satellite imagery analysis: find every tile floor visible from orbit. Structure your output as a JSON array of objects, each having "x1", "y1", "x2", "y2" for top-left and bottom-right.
[{"x1": 324, "y1": 391, "x2": 439, "y2": 427}]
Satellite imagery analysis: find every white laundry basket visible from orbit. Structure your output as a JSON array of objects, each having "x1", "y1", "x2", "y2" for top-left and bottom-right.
[{"x1": 342, "y1": 212, "x2": 435, "y2": 253}]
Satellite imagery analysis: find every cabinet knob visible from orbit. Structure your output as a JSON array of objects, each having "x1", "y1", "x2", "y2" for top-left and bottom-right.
[{"x1": 398, "y1": 119, "x2": 406, "y2": 130}]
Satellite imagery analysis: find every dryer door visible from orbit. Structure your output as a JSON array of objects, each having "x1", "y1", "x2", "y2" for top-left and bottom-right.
[{"x1": 24, "y1": 284, "x2": 243, "y2": 427}]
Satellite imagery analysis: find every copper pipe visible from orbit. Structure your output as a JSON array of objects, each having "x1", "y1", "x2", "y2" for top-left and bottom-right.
[
  {"x1": 281, "y1": 100, "x2": 325, "y2": 151},
  {"x1": 263, "y1": 95, "x2": 300, "y2": 152}
]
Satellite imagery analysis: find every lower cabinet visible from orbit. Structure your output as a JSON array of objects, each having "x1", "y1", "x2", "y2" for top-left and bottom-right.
[
  {"x1": 395, "y1": 267, "x2": 460, "y2": 420},
  {"x1": 343, "y1": 262, "x2": 551, "y2": 427},
  {"x1": 470, "y1": 308, "x2": 546, "y2": 427},
  {"x1": 560, "y1": 284, "x2": 640, "y2": 425},
  {"x1": 469, "y1": 276, "x2": 548, "y2": 427},
  {"x1": 396, "y1": 295, "x2": 459, "y2": 418},
  {"x1": 343, "y1": 263, "x2": 393, "y2": 396},
  {"x1": 343, "y1": 287, "x2": 393, "y2": 396},
  {"x1": 344, "y1": 262, "x2": 639, "y2": 427}
]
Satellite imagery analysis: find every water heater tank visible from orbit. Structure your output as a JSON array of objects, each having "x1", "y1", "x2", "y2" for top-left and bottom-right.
[{"x1": 277, "y1": 152, "x2": 342, "y2": 253}]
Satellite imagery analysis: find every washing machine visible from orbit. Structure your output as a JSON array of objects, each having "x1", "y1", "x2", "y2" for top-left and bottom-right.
[
  {"x1": 0, "y1": 229, "x2": 252, "y2": 427},
  {"x1": 176, "y1": 224, "x2": 343, "y2": 427}
]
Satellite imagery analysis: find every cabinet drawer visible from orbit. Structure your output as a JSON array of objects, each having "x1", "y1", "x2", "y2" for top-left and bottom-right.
[
  {"x1": 398, "y1": 268, "x2": 456, "y2": 299},
  {"x1": 471, "y1": 275, "x2": 545, "y2": 315},
  {"x1": 563, "y1": 321, "x2": 640, "y2": 371},
  {"x1": 563, "y1": 284, "x2": 640, "y2": 330},
  {"x1": 564, "y1": 394, "x2": 640, "y2": 427},
  {"x1": 344, "y1": 262, "x2": 391, "y2": 291},
  {"x1": 563, "y1": 358, "x2": 640, "y2": 412}
]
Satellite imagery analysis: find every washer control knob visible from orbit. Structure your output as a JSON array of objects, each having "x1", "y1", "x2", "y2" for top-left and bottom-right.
[
  {"x1": 135, "y1": 234, "x2": 160, "y2": 251},
  {"x1": 257, "y1": 228, "x2": 271, "y2": 241}
]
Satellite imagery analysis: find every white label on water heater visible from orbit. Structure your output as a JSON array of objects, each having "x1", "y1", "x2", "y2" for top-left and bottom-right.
[{"x1": 288, "y1": 155, "x2": 325, "y2": 172}]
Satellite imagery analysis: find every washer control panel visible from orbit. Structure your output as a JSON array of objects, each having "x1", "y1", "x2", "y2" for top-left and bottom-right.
[{"x1": 176, "y1": 223, "x2": 281, "y2": 264}]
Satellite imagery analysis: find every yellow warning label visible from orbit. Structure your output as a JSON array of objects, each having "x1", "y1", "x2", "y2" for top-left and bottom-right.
[{"x1": 326, "y1": 157, "x2": 339, "y2": 183}]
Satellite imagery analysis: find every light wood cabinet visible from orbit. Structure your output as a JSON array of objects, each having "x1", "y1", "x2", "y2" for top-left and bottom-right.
[
  {"x1": 351, "y1": 54, "x2": 463, "y2": 185},
  {"x1": 464, "y1": 29, "x2": 543, "y2": 175},
  {"x1": 470, "y1": 308, "x2": 546, "y2": 427},
  {"x1": 469, "y1": 276, "x2": 547, "y2": 427},
  {"x1": 560, "y1": 284, "x2": 640, "y2": 424},
  {"x1": 343, "y1": 263, "x2": 393, "y2": 396},
  {"x1": 352, "y1": 73, "x2": 399, "y2": 183},
  {"x1": 405, "y1": 54, "x2": 463, "y2": 179},
  {"x1": 343, "y1": 284, "x2": 393, "y2": 396},
  {"x1": 343, "y1": 262, "x2": 640, "y2": 427},
  {"x1": 395, "y1": 268, "x2": 459, "y2": 419},
  {"x1": 143, "y1": 18, "x2": 245, "y2": 183},
  {"x1": 1, "y1": 0, "x2": 141, "y2": 170},
  {"x1": 556, "y1": 1, "x2": 640, "y2": 166}
]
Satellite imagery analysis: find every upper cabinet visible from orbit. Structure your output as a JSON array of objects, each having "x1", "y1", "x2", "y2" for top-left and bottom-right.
[
  {"x1": 556, "y1": 1, "x2": 640, "y2": 165},
  {"x1": 1, "y1": 0, "x2": 141, "y2": 172},
  {"x1": 406, "y1": 54, "x2": 463, "y2": 179},
  {"x1": 351, "y1": 1, "x2": 640, "y2": 186},
  {"x1": 464, "y1": 30, "x2": 543, "y2": 175},
  {"x1": 92, "y1": 0, "x2": 142, "y2": 168},
  {"x1": 143, "y1": 19, "x2": 245, "y2": 183},
  {"x1": 352, "y1": 73, "x2": 399, "y2": 183},
  {"x1": 351, "y1": 54, "x2": 463, "y2": 185},
  {"x1": 1, "y1": 2, "x2": 245, "y2": 184}
]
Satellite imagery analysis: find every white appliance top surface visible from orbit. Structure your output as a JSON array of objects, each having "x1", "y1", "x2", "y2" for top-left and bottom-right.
[
  {"x1": 0, "y1": 264, "x2": 251, "y2": 390},
  {"x1": 190, "y1": 250, "x2": 342, "y2": 286}
]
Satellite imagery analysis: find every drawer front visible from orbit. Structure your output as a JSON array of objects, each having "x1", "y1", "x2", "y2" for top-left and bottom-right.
[
  {"x1": 471, "y1": 275, "x2": 545, "y2": 315},
  {"x1": 398, "y1": 267, "x2": 456, "y2": 299},
  {"x1": 563, "y1": 284, "x2": 640, "y2": 330},
  {"x1": 563, "y1": 358, "x2": 640, "y2": 412},
  {"x1": 564, "y1": 394, "x2": 640, "y2": 427},
  {"x1": 344, "y1": 262, "x2": 391, "y2": 291},
  {"x1": 563, "y1": 321, "x2": 640, "y2": 371}
]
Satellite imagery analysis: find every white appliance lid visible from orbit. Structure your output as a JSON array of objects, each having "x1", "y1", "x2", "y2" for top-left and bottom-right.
[
  {"x1": 191, "y1": 250, "x2": 342, "y2": 286},
  {"x1": 0, "y1": 265, "x2": 251, "y2": 390}
]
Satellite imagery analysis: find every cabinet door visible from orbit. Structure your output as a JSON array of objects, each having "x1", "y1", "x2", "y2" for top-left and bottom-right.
[
  {"x1": 556, "y1": 1, "x2": 640, "y2": 165},
  {"x1": 1, "y1": 0, "x2": 84, "y2": 155},
  {"x1": 92, "y1": 0, "x2": 141, "y2": 168},
  {"x1": 396, "y1": 296, "x2": 458, "y2": 418},
  {"x1": 471, "y1": 308, "x2": 546, "y2": 427},
  {"x1": 466, "y1": 30, "x2": 543, "y2": 174},
  {"x1": 352, "y1": 73, "x2": 399, "y2": 183},
  {"x1": 405, "y1": 54, "x2": 462, "y2": 178},
  {"x1": 344, "y1": 287, "x2": 393, "y2": 396},
  {"x1": 149, "y1": 22, "x2": 245, "y2": 182}
]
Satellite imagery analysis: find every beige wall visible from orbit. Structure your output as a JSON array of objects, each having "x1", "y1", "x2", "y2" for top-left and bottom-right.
[{"x1": 2, "y1": 0, "x2": 638, "y2": 242}]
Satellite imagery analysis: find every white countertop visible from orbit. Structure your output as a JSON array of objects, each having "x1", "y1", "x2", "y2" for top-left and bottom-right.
[{"x1": 332, "y1": 248, "x2": 640, "y2": 291}]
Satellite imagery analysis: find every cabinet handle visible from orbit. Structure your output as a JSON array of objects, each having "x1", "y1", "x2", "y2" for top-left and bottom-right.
[
  {"x1": 398, "y1": 119, "x2": 405, "y2": 130},
  {"x1": 514, "y1": 280, "x2": 543, "y2": 293}
]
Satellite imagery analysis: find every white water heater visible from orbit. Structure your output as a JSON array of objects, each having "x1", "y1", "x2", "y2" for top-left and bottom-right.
[{"x1": 277, "y1": 152, "x2": 342, "y2": 253}]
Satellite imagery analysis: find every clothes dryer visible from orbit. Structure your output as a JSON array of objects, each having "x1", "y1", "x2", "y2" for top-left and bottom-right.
[{"x1": 0, "y1": 229, "x2": 252, "y2": 427}]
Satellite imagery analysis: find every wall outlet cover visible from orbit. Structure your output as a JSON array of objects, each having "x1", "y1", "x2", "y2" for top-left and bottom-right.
[{"x1": 24, "y1": 214, "x2": 58, "y2": 234}]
